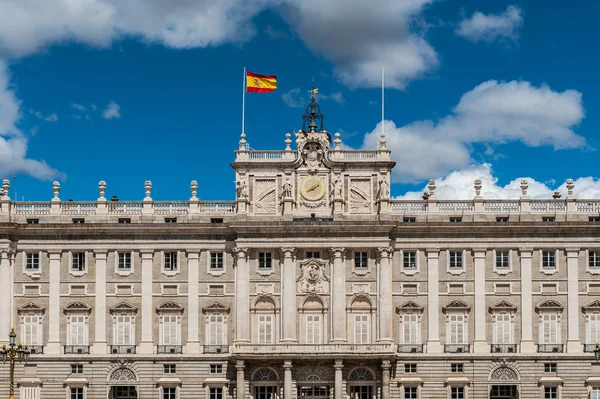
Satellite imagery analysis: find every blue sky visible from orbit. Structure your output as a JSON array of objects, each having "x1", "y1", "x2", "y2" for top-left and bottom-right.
[{"x1": 1, "y1": 0, "x2": 600, "y2": 201}]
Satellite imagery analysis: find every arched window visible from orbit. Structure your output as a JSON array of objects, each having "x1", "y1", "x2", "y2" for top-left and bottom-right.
[
  {"x1": 300, "y1": 296, "x2": 327, "y2": 344},
  {"x1": 252, "y1": 295, "x2": 279, "y2": 344},
  {"x1": 348, "y1": 295, "x2": 375, "y2": 344}
]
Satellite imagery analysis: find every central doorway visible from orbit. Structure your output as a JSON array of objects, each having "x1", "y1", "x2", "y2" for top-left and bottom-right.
[
  {"x1": 490, "y1": 385, "x2": 518, "y2": 399},
  {"x1": 349, "y1": 385, "x2": 373, "y2": 399},
  {"x1": 110, "y1": 386, "x2": 138, "y2": 399},
  {"x1": 255, "y1": 386, "x2": 278, "y2": 399},
  {"x1": 299, "y1": 385, "x2": 331, "y2": 399}
]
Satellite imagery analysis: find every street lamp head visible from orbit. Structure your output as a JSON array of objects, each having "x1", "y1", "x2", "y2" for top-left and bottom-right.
[
  {"x1": 0, "y1": 345, "x2": 7, "y2": 364},
  {"x1": 9, "y1": 328, "x2": 16, "y2": 346},
  {"x1": 595, "y1": 343, "x2": 600, "y2": 362}
]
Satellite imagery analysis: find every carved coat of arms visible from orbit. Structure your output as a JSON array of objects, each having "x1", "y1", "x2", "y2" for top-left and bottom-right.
[
  {"x1": 301, "y1": 141, "x2": 324, "y2": 174},
  {"x1": 297, "y1": 258, "x2": 329, "y2": 293}
]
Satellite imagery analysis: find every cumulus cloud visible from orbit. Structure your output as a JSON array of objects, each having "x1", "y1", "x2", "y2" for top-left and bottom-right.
[
  {"x1": 362, "y1": 80, "x2": 586, "y2": 182},
  {"x1": 0, "y1": 61, "x2": 62, "y2": 180},
  {"x1": 396, "y1": 163, "x2": 600, "y2": 200},
  {"x1": 102, "y1": 101, "x2": 121, "y2": 119},
  {"x1": 456, "y1": 5, "x2": 523, "y2": 43}
]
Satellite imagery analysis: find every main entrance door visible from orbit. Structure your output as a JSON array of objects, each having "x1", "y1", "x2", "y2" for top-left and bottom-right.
[
  {"x1": 349, "y1": 385, "x2": 373, "y2": 399},
  {"x1": 111, "y1": 386, "x2": 138, "y2": 399},
  {"x1": 255, "y1": 386, "x2": 278, "y2": 399},
  {"x1": 299, "y1": 385, "x2": 331, "y2": 399},
  {"x1": 490, "y1": 385, "x2": 518, "y2": 399}
]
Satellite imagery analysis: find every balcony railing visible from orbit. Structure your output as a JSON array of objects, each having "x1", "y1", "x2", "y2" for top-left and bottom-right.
[
  {"x1": 234, "y1": 343, "x2": 395, "y2": 356},
  {"x1": 204, "y1": 345, "x2": 229, "y2": 354},
  {"x1": 28, "y1": 345, "x2": 44, "y2": 354},
  {"x1": 397, "y1": 344, "x2": 424, "y2": 353},
  {"x1": 64, "y1": 345, "x2": 90, "y2": 354},
  {"x1": 491, "y1": 344, "x2": 517, "y2": 353},
  {"x1": 444, "y1": 344, "x2": 470, "y2": 353},
  {"x1": 157, "y1": 345, "x2": 182, "y2": 354},
  {"x1": 538, "y1": 344, "x2": 564, "y2": 353},
  {"x1": 111, "y1": 345, "x2": 136, "y2": 354},
  {"x1": 584, "y1": 344, "x2": 599, "y2": 353}
]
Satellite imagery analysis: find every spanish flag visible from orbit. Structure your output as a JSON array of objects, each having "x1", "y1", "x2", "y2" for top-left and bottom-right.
[{"x1": 246, "y1": 71, "x2": 277, "y2": 93}]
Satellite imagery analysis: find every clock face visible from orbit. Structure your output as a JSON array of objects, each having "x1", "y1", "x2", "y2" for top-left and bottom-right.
[{"x1": 300, "y1": 176, "x2": 326, "y2": 201}]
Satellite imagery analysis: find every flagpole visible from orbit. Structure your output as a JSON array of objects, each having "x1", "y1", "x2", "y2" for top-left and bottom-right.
[
  {"x1": 381, "y1": 66, "x2": 385, "y2": 137},
  {"x1": 242, "y1": 66, "x2": 246, "y2": 139}
]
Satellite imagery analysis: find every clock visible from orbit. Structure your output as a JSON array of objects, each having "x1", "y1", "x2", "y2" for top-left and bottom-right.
[{"x1": 300, "y1": 176, "x2": 326, "y2": 201}]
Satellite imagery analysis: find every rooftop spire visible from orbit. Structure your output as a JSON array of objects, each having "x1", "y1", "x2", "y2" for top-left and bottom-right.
[{"x1": 302, "y1": 82, "x2": 325, "y2": 133}]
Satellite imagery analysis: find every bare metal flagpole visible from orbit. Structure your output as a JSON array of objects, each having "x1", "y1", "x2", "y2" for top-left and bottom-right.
[
  {"x1": 242, "y1": 66, "x2": 246, "y2": 139},
  {"x1": 381, "y1": 66, "x2": 385, "y2": 138}
]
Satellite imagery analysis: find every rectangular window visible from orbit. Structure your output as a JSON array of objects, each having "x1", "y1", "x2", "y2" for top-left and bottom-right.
[
  {"x1": 164, "y1": 252, "x2": 178, "y2": 272},
  {"x1": 544, "y1": 363, "x2": 557, "y2": 373},
  {"x1": 403, "y1": 251, "x2": 417, "y2": 269},
  {"x1": 305, "y1": 315, "x2": 321, "y2": 344},
  {"x1": 354, "y1": 252, "x2": 368, "y2": 269},
  {"x1": 590, "y1": 217, "x2": 600, "y2": 222},
  {"x1": 26, "y1": 219, "x2": 39, "y2": 224},
  {"x1": 354, "y1": 314, "x2": 369, "y2": 344},
  {"x1": 496, "y1": 217, "x2": 509, "y2": 222},
  {"x1": 449, "y1": 251, "x2": 463, "y2": 269},
  {"x1": 163, "y1": 364, "x2": 176, "y2": 374},
  {"x1": 71, "y1": 364, "x2": 83, "y2": 374},
  {"x1": 542, "y1": 251, "x2": 556, "y2": 269},
  {"x1": 589, "y1": 314, "x2": 600, "y2": 344},
  {"x1": 590, "y1": 251, "x2": 600, "y2": 269},
  {"x1": 164, "y1": 217, "x2": 177, "y2": 223},
  {"x1": 118, "y1": 252, "x2": 132, "y2": 270},
  {"x1": 493, "y1": 314, "x2": 511, "y2": 344},
  {"x1": 25, "y1": 253, "x2": 40, "y2": 271},
  {"x1": 210, "y1": 388, "x2": 223, "y2": 399},
  {"x1": 542, "y1": 314, "x2": 559, "y2": 344},
  {"x1": 306, "y1": 251, "x2": 320, "y2": 259},
  {"x1": 402, "y1": 314, "x2": 419, "y2": 344},
  {"x1": 163, "y1": 387, "x2": 177, "y2": 399},
  {"x1": 404, "y1": 364, "x2": 417, "y2": 373},
  {"x1": 449, "y1": 217, "x2": 462, "y2": 223},
  {"x1": 161, "y1": 314, "x2": 179, "y2": 345},
  {"x1": 451, "y1": 363, "x2": 464, "y2": 373},
  {"x1": 403, "y1": 217, "x2": 416, "y2": 223},
  {"x1": 23, "y1": 315, "x2": 40, "y2": 346},
  {"x1": 258, "y1": 252, "x2": 272, "y2": 270},
  {"x1": 72, "y1": 218, "x2": 85, "y2": 224},
  {"x1": 114, "y1": 315, "x2": 133, "y2": 346},
  {"x1": 544, "y1": 387, "x2": 557, "y2": 399},
  {"x1": 210, "y1": 252, "x2": 224, "y2": 270},
  {"x1": 404, "y1": 387, "x2": 418, "y2": 399},
  {"x1": 451, "y1": 387, "x2": 464, "y2": 399},
  {"x1": 208, "y1": 315, "x2": 225, "y2": 345},
  {"x1": 210, "y1": 364, "x2": 223, "y2": 374},
  {"x1": 72, "y1": 252, "x2": 86, "y2": 272},
  {"x1": 591, "y1": 387, "x2": 600, "y2": 399},
  {"x1": 258, "y1": 315, "x2": 273, "y2": 344},
  {"x1": 70, "y1": 387, "x2": 84, "y2": 399},
  {"x1": 117, "y1": 218, "x2": 131, "y2": 224},
  {"x1": 542, "y1": 217, "x2": 555, "y2": 222},
  {"x1": 496, "y1": 251, "x2": 510, "y2": 269},
  {"x1": 69, "y1": 315, "x2": 86, "y2": 345},
  {"x1": 449, "y1": 314, "x2": 465, "y2": 344}
]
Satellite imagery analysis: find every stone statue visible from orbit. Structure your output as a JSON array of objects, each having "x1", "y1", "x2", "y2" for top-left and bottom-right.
[
  {"x1": 378, "y1": 178, "x2": 390, "y2": 200},
  {"x1": 281, "y1": 179, "x2": 292, "y2": 199},
  {"x1": 236, "y1": 179, "x2": 248, "y2": 200},
  {"x1": 332, "y1": 175, "x2": 342, "y2": 200}
]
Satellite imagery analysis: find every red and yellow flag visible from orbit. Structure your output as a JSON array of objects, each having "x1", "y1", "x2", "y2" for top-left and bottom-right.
[{"x1": 246, "y1": 71, "x2": 277, "y2": 93}]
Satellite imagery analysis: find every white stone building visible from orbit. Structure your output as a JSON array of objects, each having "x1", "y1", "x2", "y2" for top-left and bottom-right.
[{"x1": 1, "y1": 97, "x2": 600, "y2": 399}]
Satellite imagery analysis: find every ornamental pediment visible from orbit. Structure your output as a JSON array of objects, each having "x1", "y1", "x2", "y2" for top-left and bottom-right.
[
  {"x1": 64, "y1": 302, "x2": 92, "y2": 313},
  {"x1": 488, "y1": 300, "x2": 517, "y2": 313},
  {"x1": 110, "y1": 301, "x2": 138, "y2": 314},
  {"x1": 156, "y1": 301, "x2": 184, "y2": 312},
  {"x1": 442, "y1": 300, "x2": 470, "y2": 312},
  {"x1": 17, "y1": 302, "x2": 45, "y2": 314},
  {"x1": 582, "y1": 300, "x2": 600, "y2": 313},
  {"x1": 535, "y1": 300, "x2": 563, "y2": 313},
  {"x1": 297, "y1": 258, "x2": 329, "y2": 294},
  {"x1": 202, "y1": 301, "x2": 230, "y2": 314},
  {"x1": 396, "y1": 301, "x2": 424, "y2": 313}
]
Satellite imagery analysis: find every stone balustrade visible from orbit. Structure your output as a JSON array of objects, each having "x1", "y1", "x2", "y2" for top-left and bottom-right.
[{"x1": 232, "y1": 343, "x2": 396, "y2": 358}]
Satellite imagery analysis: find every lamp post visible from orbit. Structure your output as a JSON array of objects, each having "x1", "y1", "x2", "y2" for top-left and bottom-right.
[
  {"x1": 0, "y1": 328, "x2": 30, "y2": 399},
  {"x1": 594, "y1": 343, "x2": 600, "y2": 363}
]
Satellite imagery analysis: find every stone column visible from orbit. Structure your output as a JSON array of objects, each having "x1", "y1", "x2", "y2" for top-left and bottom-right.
[
  {"x1": 0, "y1": 248, "x2": 13, "y2": 345},
  {"x1": 234, "y1": 248, "x2": 250, "y2": 343},
  {"x1": 283, "y1": 361, "x2": 293, "y2": 399},
  {"x1": 281, "y1": 248, "x2": 297, "y2": 342},
  {"x1": 186, "y1": 251, "x2": 200, "y2": 353},
  {"x1": 520, "y1": 248, "x2": 535, "y2": 353},
  {"x1": 92, "y1": 251, "x2": 107, "y2": 354},
  {"x1": 236, "y1": 360, "x2": 245, "y2": 399},
  {"x1": 378, "y1": 247, "x2": 393, "y2": 342},
  {"x1": 334, "y1": 360, "x2": 343, "y2": 399},
  {"x1": 381, "y1": 360, "x2": 391, "y2": 399},
  {"x1": 566, "y1": 248, "x2": 581, "y2": 352},
  {"x1": 331, "y1": 248, "x2": 347, "y2": 342},
  {"x1": 426, "y1": 249, "x2": 441, "y2": 353},
  {"x1": 473, "y1": 249, "x2": 487, "y2": 352},
  {"x1": 139, "y1": 250, "x2": 154, "y2": 354},
  {"x1": 46, "y1": 250, "x2": 62, "y2": 354}
]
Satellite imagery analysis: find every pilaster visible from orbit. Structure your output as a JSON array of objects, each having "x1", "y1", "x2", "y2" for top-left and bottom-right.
[
  {"x1": 334, "y1": 360, "x2": 343, "y2": 399},
  {"x1": 566, "y1": 248, "x2": 581, "y2": 352},
  {"x1": 377, "y1": 247, "x2": 393, "y2": 343},
  {"x1": 381, "y1": 360, "x2": 391, "y2": 399},
  {"x1": 473, "y1": 249, "x2": 488, "y2": 353},
  {"x1": 236, "y1": 360, "x2": 245, "y2": 399},
  {"x1": 426, "y1": 249, "x2": 441, "y2": 353},
  {"x1": 520, "y1": 248, "x2": 535, "y2": 353},
  {"x1": 281, "y1": 247, "x2": 297, "y2": 342},
  {"x1": 139, "y1": 250, "x2": 154, "y2": 354},
  {"x1": 283, "y1": 361, "x2": 293, "y2": 399},
  {"x1": 0, "y1": 247, "x2": 14, "y2": 345},
  {"x1": 330, "y1": 247, "x2": 347, "y2": 343},
  {"x1": 185, "y1": 251, "x2": 200, "y2": 353},
  {"x1": 234, "y1": 247, "x2": 250, "y2": 343},
  {"x1": 92, "y1": 251, "x2": 108, "y2": 354},
  {"x1": 46, "y1": 250, "x2": 62, "y2": 354}
]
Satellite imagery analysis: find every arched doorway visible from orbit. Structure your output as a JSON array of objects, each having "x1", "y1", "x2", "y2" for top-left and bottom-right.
[
  {"x1": 108, "y1": 367, "x2": 138, "y2": 399},
  {"x1": 252, "y1": 368, "x2": 280, "y2": 399},
  {"x1": 297, "y1": 366, "x2": 332, "y2": 399},
  {"x1": 347, "y1": 367, "x2": 376, "y2": 399},
  {"x1": 488, "y1": 365, "x2": 520, "y2": 399}
]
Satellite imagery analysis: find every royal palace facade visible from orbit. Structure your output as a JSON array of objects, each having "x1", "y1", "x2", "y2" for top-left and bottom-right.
[{"x1": 1, "y1": 99, "x2": 600, "y2": 399}]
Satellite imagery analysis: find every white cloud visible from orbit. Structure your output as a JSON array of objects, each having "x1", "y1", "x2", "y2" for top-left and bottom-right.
[
  {"x1": 282, "y1": 88, "x2": 304, "y2": 108},
  {"x1": 456, "y1": 5, "x2": 523, "y2": 43},
  {"x1": 396, "y1": 163, "x2": 600, "y2": 200},
  {"x1": 283, "y1": 88, "x2": 345, "y2": 108},
  {"x1": 45, "y1": 113, "x2": 58, "y2": 122},
  {"x1": 102, "y1": 101, "x2": 120, "y2": 119},
  {"x1": 362, "y1": 80, "x2": 586, "y2": 183},
  {"x1": 320, "y1": 92, "x2": 345, "y2": 104},
  {"x1": 29, "y1": 109, "x2": 58, "y2": 122},
  {"x1": 0, "y1": 60, "x2": 62, "y2": 180},
  {"x1": 71, "y1": 103, "x2": 86, "y2": 111}
]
